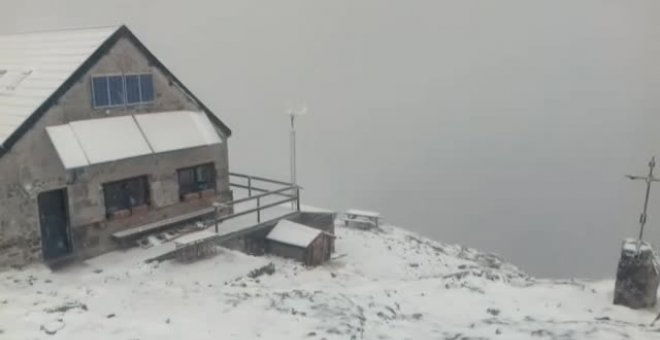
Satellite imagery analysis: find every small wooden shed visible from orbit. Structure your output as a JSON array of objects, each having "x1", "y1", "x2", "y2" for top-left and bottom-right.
[{"x1": 266, "y1": 220, "x2": 333, "y2": 266}]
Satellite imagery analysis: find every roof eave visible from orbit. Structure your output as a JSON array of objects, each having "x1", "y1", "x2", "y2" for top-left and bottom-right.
[{"x1": 118, "y1": 26, "x2": 232, "y2": 138}]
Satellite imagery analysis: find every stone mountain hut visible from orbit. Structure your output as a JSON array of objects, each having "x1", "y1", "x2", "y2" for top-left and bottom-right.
[{"x1": 0, "y1": 26, "x2": 233, "y2": 267}]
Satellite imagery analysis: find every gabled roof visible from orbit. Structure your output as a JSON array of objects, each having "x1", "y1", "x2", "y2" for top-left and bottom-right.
[
  {"x1": 0, "y1": 25, "x2": 231, "y2": 157},
  {"x1": 266, "y1": 220, "x2": 323, "y2": 248}
]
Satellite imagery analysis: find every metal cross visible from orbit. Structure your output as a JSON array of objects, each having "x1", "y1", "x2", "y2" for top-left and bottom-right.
[{"x1": 626, "y1": 156, "x2": 660, "y2": 242}]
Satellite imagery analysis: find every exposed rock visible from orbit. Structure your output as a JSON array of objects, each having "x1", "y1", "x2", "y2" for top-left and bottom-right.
[
  {"x1": 613, "y1": 239, "x2": 660, "y2": 309},
  {"x1": 40, "y1": 320, "x2": 65, "y2": 335},
  {"x1": 248, "y1": 263, "x2": 275, "y2": 279},
  {"x1": 44, "y1": 301, "x2": 88, "y2": 313},
  {"x1": 486, "y1": 308, "x2": 500, "y2": 316}
]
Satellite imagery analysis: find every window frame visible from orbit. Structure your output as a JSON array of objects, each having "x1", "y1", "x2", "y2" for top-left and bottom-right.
[
  {"x1": 102, "y1": 175, "x2": 151, "y2": 218},
  {"x1": 124, "y1": 72, "x2": 155, "y2": 105},
  {"x1": 124, "y1": 73, "x2": 143, "y2": 105},
  {"x1": 91, "y1": 72, "x2": 155, "y2": 109},
  {"x1": 138, "y1": 73, "x2": 155, "y2": 103},
  {"x1": 91, "y1": 73, "x2": 125, "y2": 109},
  {"x1": 177, "y1": 163, "x2": 217, "y2": 200}
]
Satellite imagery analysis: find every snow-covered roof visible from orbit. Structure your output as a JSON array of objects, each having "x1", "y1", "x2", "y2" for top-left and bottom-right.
[
  {"x1": 0, "y1": 25, "x2": 232, "y2": 156},
  {"x1": 266, "y1": 220, "x2": 322, "y2": 248},
  {"x1": 46, "y1": 111, "x2": 222, "y2": 169},
  {"x1": 0, "y1": 26, "x2": 118, "y2": 145}
]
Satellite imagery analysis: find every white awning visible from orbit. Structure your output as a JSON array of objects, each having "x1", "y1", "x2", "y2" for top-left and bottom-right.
[
  {"x1": 134, "y1": 110, "x2": 221, "y2": 153},
  {"x1": 46, "y1": 111, "x2": 222, "y2": 169},
  {"x1": 266, "y1": 220, "x2": 322, "y2": 248}
]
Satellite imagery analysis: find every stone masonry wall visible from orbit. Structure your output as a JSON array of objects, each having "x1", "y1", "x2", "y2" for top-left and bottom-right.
[{"x1": 0, "y1": 36, "x2": 231, "y2": 267}]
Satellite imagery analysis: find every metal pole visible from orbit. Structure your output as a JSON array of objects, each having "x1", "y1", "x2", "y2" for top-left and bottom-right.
[
  {"x1": 247, "y1": 176, "x2": 252, "y2": 197},
  {"x1": 257, "y1": 197, "x2": 261, "y2": 223},
  {"x1": 290, "y1": 114, "x2": 297, "y2": 210},
  {"x1": 626, "y1": 156, "x2": 660, "y2": 245},
  {"x1": 296, "y1": 187, "x2": 301, "y2": 212},
  {"x1": 638, "y1": 157, "x2": 656, "y2": 241},
  {"x1": 290, "y1": 114, "x2": 297, "y2": 185}
]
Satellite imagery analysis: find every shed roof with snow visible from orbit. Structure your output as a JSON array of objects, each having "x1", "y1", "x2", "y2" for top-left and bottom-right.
[
  {"x1": 0, "y1": 25, "x2": 231, "y2": 156},
  {"x1": 266, "y1": 220, "x2": 323, "y2": 248}
]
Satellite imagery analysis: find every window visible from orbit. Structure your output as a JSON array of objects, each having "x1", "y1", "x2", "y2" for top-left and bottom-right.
[
  {"x1": 178, "y1": 163, "x2": 216, "y2": 199},
  {"x1": 125, "y1": 75, "x2": 140, "y2": 104},
  {"x1": 92, "y1": 76, "x2": 109, "y2": 107},
  {"x1": 92, "y1": 73, "x2": 155, "y2": 108},
  {"x1": 124, "y1": 74, "x2": 155, "y2": 104},
  {"x1": 108, "y1": 75, "x2": 125, "y2": 106},
  {"x1": 103, "y1": 176, "x2": 150, "y2": 217},
  {"x1": 140, "y1": 74, "x2": 154, "y2": 102}
]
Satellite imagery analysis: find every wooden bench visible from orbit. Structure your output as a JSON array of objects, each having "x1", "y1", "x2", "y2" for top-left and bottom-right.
[
  {"x1": 112, "y1": 207, "x2": 215, "y2": 246},
  {"x1": 343, "y1": 209, "x2": 381, "y2": 229}
]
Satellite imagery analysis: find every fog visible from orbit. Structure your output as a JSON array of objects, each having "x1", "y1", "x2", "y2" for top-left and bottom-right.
[{"x1": 2, "y1": 0, "x2": 660, "y2": 278}]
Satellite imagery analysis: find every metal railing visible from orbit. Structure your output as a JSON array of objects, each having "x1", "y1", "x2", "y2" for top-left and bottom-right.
[{"x1": 208, "y1": 172, "x2": 300, "y2": 232}]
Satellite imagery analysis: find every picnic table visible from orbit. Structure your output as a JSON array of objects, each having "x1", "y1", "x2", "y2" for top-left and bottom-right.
[{"x1": 343, "y1": 209, "x2": 381, "y2": 229}]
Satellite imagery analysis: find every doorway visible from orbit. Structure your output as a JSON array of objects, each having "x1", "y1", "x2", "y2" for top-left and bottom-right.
[{"x1": 37, "y1": 189, "x2": 73, "y2": 261}]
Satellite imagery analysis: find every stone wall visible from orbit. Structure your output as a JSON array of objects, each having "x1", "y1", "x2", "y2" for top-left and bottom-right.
[
  {"x1": 613, "y1": 239, "x2": 660, "y2": 309},
  {"x1": 0, "y1": 36, "x2": 231, "y2": 267}
]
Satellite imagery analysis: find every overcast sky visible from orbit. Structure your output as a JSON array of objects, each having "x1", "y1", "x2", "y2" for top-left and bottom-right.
[{"x1": 2, "y1": 0, "x2": 660, "y2": 278}]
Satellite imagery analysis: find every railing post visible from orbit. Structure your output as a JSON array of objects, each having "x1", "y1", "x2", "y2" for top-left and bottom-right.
[
  {"x1": 247, "y1": 176, "x2": 252, "y2": 197},
  {"x1": 256, "y1": 196, "x2": 261, "y2": 223},
  {"x1": 296, "y1": 187, "x2": 301, "y2": 212},
  {"x1": 213, "y1": 202, "x2": 220, "y2": 233}
]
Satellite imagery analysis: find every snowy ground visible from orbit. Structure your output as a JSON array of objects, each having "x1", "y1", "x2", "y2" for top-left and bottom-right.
[{"x1": 1, "y1": 220, "x2": 659, "y2": 339}]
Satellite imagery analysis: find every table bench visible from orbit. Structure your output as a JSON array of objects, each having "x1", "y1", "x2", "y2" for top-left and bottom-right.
[
  {"x1": 343, "y1": 209, "x2": 381, "y2": 229},
  {"x1": 112, "y1": 207, "x2": 215, "y2": 246}
]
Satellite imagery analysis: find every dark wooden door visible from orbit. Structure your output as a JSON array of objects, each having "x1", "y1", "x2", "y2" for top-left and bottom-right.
[{"x1": 38, "y1": 189, "x2": 72, "y2": 261}]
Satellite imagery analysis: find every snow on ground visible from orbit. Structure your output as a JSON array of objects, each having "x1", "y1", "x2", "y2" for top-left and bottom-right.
[{"x1": 1, "y1": 222, "x2": 659, "y2": 339}]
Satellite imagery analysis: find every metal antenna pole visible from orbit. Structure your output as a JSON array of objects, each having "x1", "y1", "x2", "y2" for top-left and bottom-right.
[
  {"x1": 289, "y1": 112, "x2": 297, "y2": 210},
  {"x1": 287, "y1": 105, "x2": 306, "y2": 210},
  {"x1": 626, "y1": 156, "x2": 660, "y2": 243},
  {"x1": 290, "y1": 114, "x2": 297, "y2": 186}
]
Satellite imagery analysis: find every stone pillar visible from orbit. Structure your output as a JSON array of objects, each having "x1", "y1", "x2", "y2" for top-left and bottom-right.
[{"x1": 613, "y1": 239, "x2": 660, "y2": 309}]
